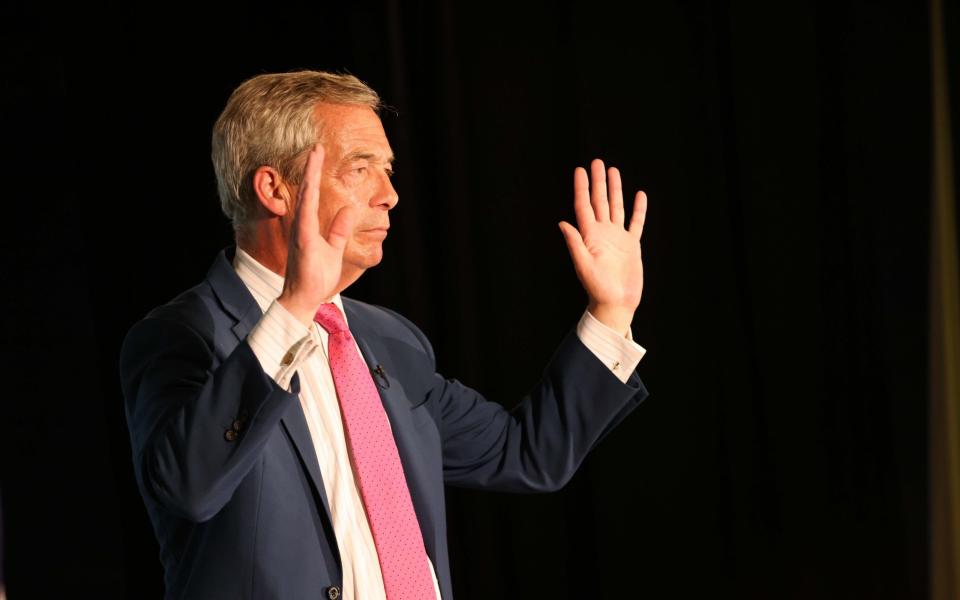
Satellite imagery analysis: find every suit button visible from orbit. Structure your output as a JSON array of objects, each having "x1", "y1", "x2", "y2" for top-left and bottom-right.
[
  {"x1": 232, "y1": 419, "x2": 244, "y2": 432},
  {"x1": 224, "y1": 429, "x2": 238, "y2": 442},
  {"x1": 325, "y1": 585, "x2": 341, "y2": 600}
]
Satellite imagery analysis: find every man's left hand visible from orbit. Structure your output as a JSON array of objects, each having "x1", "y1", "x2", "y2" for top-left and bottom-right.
[{"x1": 559, "y1": 158, "x2": 647, "y2": 336}]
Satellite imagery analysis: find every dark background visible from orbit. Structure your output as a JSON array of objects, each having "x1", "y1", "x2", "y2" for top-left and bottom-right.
[{"x1": 1, "y1": 0, "x2": 955, "y2": 597}]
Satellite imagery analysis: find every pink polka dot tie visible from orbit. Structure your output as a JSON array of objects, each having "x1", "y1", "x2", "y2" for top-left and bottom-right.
[{"x1": 314, "y1": 303, "x2": 436, "y2": 599}]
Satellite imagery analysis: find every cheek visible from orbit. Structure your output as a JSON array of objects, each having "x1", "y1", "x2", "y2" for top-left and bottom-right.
[
  {"x1": 317, "y1": 200, "x2": 357, "y2": 231},
  {"x1": 340, "y1": 174, "x2": 369, "y2": 199}
]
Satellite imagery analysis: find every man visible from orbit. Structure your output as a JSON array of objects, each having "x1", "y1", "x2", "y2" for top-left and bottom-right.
[{"x1": 120, "y1": 70, "x2": 649, "y2": 599}]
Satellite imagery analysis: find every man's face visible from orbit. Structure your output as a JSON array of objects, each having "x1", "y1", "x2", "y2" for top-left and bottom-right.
[{"x1": 289, "y1": 103, "x2": 398, "y2": 281}]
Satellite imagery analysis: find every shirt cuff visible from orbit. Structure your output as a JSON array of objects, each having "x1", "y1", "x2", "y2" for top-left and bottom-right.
[
  {"x1": 247, "y1": 300, "x2": 317, "y2": 391},
  {"x1": 576, "y1": 309, "x2": 646, "y2": 384}
]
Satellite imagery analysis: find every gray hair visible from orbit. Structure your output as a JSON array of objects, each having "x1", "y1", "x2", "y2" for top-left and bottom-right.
[{"x1": 211, "y1": 70, "x2": 381, "y2": 234}]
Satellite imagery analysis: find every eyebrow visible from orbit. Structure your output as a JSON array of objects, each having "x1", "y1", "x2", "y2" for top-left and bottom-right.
[{"x1": 342, "y1": 150, "x2": 395, "y2": 165}]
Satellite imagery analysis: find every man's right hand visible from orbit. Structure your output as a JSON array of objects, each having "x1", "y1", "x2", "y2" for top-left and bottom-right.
[{"x1": 277, "y1": 143, "x2": 356, "y2": 326}]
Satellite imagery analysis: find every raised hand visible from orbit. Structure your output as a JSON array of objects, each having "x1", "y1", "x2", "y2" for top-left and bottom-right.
[
  {"x1": 559, "y1": 158, "x2": 647, "y2": 336},
  {"x1": 277, "y1": 143, "x2": 357, "y2": 325}
]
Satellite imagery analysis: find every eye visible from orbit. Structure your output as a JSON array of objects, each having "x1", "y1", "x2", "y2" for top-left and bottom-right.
[{"x1": 346, "y1": 159, "x2": 371, "y2": 176}]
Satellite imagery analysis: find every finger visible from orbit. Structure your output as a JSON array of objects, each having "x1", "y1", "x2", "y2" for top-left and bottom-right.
[
  {"x1": 296, "y1": 143, "x2": 325, "y2": 235},
  {"x1": 558, "y1": 221, "x2": 592, "y2": 269},
  {"x1": 590, "y1": 158, "x2": 609, "y2": 222},
  {"x1": 325, "y1": 206, "x2": 356, "y2": 252},
  {"x1": 627, "y1": 190, "x2": 648, "y2": 239},
  {"x1": 608, "y1": 167, "x2": 624, "y2": 226},
  {"x1": 573, "y1": 167, "x2": 594, "y2": 230}
]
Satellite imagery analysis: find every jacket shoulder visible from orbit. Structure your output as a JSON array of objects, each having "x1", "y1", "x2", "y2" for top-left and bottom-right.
[
  {"x1": 341, "y1": 297, "x2": 435, "y2": 363},
  {"x1": 123, "y1": 281, "x2": 225, "y2": 346}
]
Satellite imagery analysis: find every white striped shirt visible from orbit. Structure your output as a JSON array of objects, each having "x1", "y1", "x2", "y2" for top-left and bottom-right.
[{"x1": 234, "y1": 247, "x2": 644, "y2": 599}]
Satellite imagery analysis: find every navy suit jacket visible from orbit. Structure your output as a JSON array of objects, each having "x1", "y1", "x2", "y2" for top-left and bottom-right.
[{"x1": 120, "y1": 248, "x2": 648, "y2": 599}]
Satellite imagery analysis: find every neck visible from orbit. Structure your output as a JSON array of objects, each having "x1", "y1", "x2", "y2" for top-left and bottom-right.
[
  {"x1": 236, "y1": 228, "x2": 365, "y2": 297},
  {"x1": 237, "y1": 229, "x2": 288, "y2": 278}
]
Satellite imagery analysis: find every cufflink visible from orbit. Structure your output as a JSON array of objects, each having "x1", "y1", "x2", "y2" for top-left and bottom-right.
[{"x1": 612, "y1": 361, "x2": 621, "y2": 371}]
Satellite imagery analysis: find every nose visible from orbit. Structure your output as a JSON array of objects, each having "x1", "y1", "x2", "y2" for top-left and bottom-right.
[{"x1": 372, "y1": 170, "x2": 399, "y2": 210}]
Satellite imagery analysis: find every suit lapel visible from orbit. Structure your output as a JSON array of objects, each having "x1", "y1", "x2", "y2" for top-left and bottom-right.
[
  {"x1": 279, "y1": 401, "x2": 335, "y2": 522},
  {"x1": 205, "y1": 248, "x2": 336, "y2": 531}
]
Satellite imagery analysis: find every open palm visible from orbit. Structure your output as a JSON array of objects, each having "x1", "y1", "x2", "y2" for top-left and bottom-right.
[
  {"x1": 278, "y1": 144, "x2": 356, "y2": 325},
  {"x1": 559, "y1": 159, "x2": 646, "y2": 333}
]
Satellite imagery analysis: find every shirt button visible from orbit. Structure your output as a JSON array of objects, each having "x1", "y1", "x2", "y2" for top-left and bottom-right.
[{"x1": 325, "y1": 585, "x2": 341, "y2": 600}]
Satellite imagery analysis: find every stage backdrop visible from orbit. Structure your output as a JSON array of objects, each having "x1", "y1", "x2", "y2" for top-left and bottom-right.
[{"x1": 1, "y1": 0, "x2": 955, "y2": 598}]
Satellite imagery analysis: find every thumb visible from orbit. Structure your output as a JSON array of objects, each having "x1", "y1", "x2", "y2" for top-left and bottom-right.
[
  {"x1": 558, "y1": 221, "x2": 591, "y2": 266},
  {"x1": 325, "y1": 206, "x2": 356, "y2": 252}
]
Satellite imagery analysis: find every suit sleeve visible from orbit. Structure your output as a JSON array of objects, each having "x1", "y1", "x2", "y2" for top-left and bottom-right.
[
  {"x1": 119, "y1": 314, "x2": 300, "y2": 522},
  {"x1": 383, "y1": 309, "x2": 649, "y2": 493}
]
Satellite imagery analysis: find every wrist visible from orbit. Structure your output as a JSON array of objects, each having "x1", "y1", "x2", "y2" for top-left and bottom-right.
[
  {"x1": 587, "y1": 303, "x2": 635, "y2": 337},
  {"x1": 277, "y1": 292, "x2": 318, "y2": 327}
]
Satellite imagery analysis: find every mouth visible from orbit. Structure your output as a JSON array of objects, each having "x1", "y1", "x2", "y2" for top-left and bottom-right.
[{"x1": 358, "y1": 227, "x2": 390, "y2": 239}]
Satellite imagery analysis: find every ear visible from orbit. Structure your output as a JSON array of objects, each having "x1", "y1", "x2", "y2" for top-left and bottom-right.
[{"x1": 252, "y1": 166, "x2": 294, "y2": 217}]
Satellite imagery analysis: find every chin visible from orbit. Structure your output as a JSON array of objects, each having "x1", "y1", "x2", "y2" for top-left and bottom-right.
[{"x1": 345, "y1": 253, "x2": 383, "y2": 274}]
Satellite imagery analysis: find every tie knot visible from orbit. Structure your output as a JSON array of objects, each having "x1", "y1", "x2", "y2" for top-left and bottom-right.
[{"x1": 313, "y1": 303, "x2": 350, "y2": 338}]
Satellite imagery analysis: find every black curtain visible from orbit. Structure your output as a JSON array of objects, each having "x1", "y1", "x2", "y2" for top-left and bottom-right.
[{"x1": 0, "y1": 1, "x2": 946, "y2": 597}]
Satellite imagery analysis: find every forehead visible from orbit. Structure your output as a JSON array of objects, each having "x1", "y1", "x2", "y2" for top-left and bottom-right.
[{"x1": 313, "y1": 103, "x2": 393, "y2": 162}]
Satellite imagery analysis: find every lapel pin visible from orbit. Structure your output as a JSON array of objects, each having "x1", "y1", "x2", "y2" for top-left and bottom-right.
[{"x1": 372, "y1": 364, "x2": 390, "y2": 389}]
